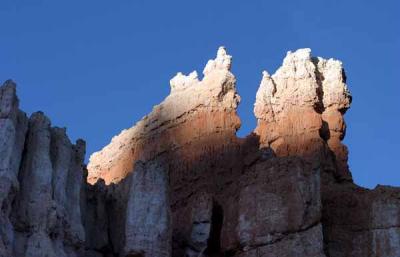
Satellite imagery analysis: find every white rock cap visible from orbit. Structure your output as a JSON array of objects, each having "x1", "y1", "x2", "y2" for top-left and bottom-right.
[
  {"x1": 203, "y1": 46, "x2": 232, "y2": 76},
  {"x1": 169, "y1": 71, "x2": 199, "y2": 93}
]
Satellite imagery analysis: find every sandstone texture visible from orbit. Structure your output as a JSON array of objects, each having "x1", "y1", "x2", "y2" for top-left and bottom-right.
[
  {"x1": 1, "y1": 47, "x2": 399, "y2": 257},
  {"x1": 87, "y1": 47, "x2": 240, "y2": 185}
]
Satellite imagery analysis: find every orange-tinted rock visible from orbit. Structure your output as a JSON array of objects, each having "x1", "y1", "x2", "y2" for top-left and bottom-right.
[
  {"x1": 82, "y1": 48, "x2": 400, "y2": 257},
  {"x1": 254, "y1": 48, "x2": 400, "y2": 256},
  {"x1": 88, "y1": 47, "x2": 240, "y2": 185},
  {"x1": 1, "y1": 47, "x2": 399, "y2": 257},
  {"x1": 86, "y1": 48, "x2": 327, "y2": 257}
]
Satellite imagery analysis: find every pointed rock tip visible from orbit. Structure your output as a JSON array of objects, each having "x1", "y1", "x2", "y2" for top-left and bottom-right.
[
  {"x1": 262, "y1": 70, "x2": 270, "y2": 77},
  {"x1": 30, "y1": 111, "x2": 51, "y2": 126},
  {"x1": 2, "y1": 79, "x2": 17, "y2": 88},
  {"x1": 188, "y1": 70, "x2": 198, "y2": 79},
  {"x1": 217, "y1": 46, "x2": 228, "y2": 57},
  {"x1": 203, "y1": 46, "x2": 232, "y2": 76},
  {"x1": 74, "y1": 139, "x2": 86, "y2": 159},
  {"x1": 76, "y1": 138, "x2": 86, "y2": 146},
  {"x1": 0, "y1": 80, "x2": 17, "y2": 96}
]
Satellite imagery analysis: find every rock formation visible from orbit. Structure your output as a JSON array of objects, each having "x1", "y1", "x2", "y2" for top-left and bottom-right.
[
  {"x1": 0, "y1": 81, "x2": 86, "y2": 257},
  {"x1": 1, "y1": 47, "x2": 399, "y2": 257}
]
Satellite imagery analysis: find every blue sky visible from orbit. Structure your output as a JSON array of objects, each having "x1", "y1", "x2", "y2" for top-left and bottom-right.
[{"x1": 1, "y1": 0, "x2": 399, "y2": 188}]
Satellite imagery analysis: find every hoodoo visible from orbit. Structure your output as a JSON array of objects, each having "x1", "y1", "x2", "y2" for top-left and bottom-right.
[{"x1": 0, "y1": 48, "x2": 399, "y2": 257}]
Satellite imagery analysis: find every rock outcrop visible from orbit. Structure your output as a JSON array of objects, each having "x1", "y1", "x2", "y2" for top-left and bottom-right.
[
  {"x1": 0, "y1": 80, "x2": 86, "y2": 257},
  {"x1": 1, "y1": 47, "x2": 399, "y2": 257},
  {"x1": 87, "y1": 46, "x2": 240, "y2": 185},
  {"x1": 253, "y1": 48, "x2": 400, "y2": 257}
]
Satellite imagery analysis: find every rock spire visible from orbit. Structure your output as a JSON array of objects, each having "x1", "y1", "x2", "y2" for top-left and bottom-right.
[{"x1": 1, "y1": 47, "x2": 399, "y2": 257}]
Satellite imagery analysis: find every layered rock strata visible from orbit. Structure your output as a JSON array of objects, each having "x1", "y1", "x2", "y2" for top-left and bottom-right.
[
  {"x1": 87, "y1": 47, "x2": 240, "y2": 185},
  {"x1": 86, "y1": 47, "x2": 400, "y2": 257},
  {"x1": 1, "y1": 47, "x2": 399, "y2": 257},
  {"x1": 253, "y1": 48, "x2": 400, "y2": 257}
]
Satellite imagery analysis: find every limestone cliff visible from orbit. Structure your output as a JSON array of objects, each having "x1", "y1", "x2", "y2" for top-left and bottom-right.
[{"x1": 1, "y1": 47, "x2": 399, "y2": 257}]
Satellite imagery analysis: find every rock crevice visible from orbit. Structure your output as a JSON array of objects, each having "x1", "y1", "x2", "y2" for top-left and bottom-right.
[{"x1": 1, "y1": 47, "x2": 399, "y2": 257}]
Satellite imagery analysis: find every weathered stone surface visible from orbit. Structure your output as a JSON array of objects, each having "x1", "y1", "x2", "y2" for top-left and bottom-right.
[
  {"x1": 323, "y1": 184, "x2": 400, "y2": 257},
  {"x1": 87, "y1": 46, "x2": 240, "y2": 185},
  {"x1": 85, "y1": 48, "x2": 326, "y2": 257},
  {"x1": 0, "y1": 81, "x2": 28, "y2": 257},
  {"x1": 14, "y1": 112, "x2": 56, "y2": 257},
  {"x1": 82, "y1": 178, "x2": 110, "y2": 255},
  {"x1": 253, "y1": 48, "x2": 351, "y2": 168},
  {"x1": 233, "y1": 224, "x2": 325, "y2": 257},
  {"x1": 253, "y1": 48, "x2": 400, "y2": 256},
  {"x1": 0, "y1": 81, "x2": 86, "y2": 257},
  {"x1": 2, "y1": 47, "x2": 399, "y2": 257},
  {"x1": 82, "y1": 47, "x2": 400, "y2": 257},
  {"x1": 85, "y1": 47, "x2": 242, "y2": 257},
  {"x1": 122, "y1": 158, "x2": 171, "y2": 257},
  {"x1": 184, "y1": 192, "x2": 213, "y2": 257}
]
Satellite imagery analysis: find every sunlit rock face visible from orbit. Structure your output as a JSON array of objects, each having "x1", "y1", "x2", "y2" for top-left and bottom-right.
[
  {"x1": 1, "y1": 47, "x2": 399, "y2": 257},
  {"x1": 254, "y1": 48, "x2": 352, "y2": 180},
  {"x1": 88, "y1": 46, "x2": 240, "y2": 185},
  {"x1": 85, "y1": 47, "x2": 399, "y2": 257},
  {"x1": 253, "y1": 49, "x2": 400, "y2": 257},
  {"x1": 0, "y1": 81, "x2": 86, "y2": 257},
  {"x1": 86, "y1": 48, "x2": 326, "y2": 257}
]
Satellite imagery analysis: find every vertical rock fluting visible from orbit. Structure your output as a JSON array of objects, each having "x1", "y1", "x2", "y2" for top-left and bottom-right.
[
  {"x1": 254, "y1": 48, "x2": 400, "y2": 256},
  {"x1": 86, "y1": 47, "x2": 399, "y2": 257},
  {"x1": 0, "y1": 81, "x2": 86, "y2": 257},
  {"x1": 122, "y1": 159, "x2": 171, "y2": 257},
  {"x1": 254, "y1": 48, "x2": 351, "y2": 173},
  {"x1": 86, "y1": 47, "x2": 243, "y2": 257},
  {"x1": 1, "y1": 47, "x2": 399, "y2": 257},
  {"x1": 0, "y1": 81, "x2": 28, "y2": 257},
  {"x1": 86, "y1": 48, "x2": 326, "y2": 257}
]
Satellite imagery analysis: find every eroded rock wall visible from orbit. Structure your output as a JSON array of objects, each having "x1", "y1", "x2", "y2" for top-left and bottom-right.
[
  {"x1": 87, "y1": 47, "x2": 240, "y2": 185},
  {"x1": 1, "y1": 47, "x2": 399, "y2": 257},
  {"x1": 86, "y1": 47, "x2": 400, "y2": 257},
  {"x1": 84, "y1": 48, "x2": 322, "y2": 257},
  {"x1": 0, "y1": 81, "x2": 86, "y2": 257},
  {"x1": 253, "y1": 48, "x2": 400, "y2": 256}
]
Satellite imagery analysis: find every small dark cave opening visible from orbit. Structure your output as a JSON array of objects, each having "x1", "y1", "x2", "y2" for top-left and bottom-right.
[{"x1": 204, "y1": 202, "x2": 224, "y2": 256}]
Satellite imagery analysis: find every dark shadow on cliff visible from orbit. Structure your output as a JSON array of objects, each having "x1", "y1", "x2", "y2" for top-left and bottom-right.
[
  {"x1": 83, "y1": 98, "x2": 399, "y2": 257},
  {"x1": 204, "y1": 201, "x2": 224, "y2": 256},
  {"x1": 84, "y1": 101, "x2": 277, "y2": 256}
]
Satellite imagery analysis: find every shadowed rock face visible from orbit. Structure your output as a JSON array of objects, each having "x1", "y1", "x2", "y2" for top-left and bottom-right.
[
  {"x1": 0, "y1": 81, "x2": 86, "y2": 257},
  {"x1": 1, "y1": 47, "x2": 399, "y2": 257},
  {"x1": 87, "y1": 47, "x2": 240, "y2": 185}
]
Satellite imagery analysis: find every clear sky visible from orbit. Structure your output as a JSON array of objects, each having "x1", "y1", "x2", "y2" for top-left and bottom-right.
[{"x1": 1, "y1": 0, "x2": 399, "y2": 188}]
